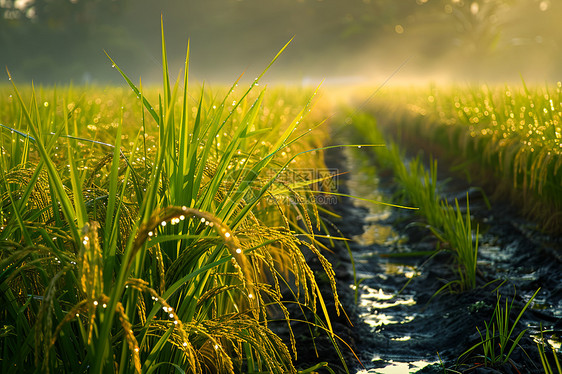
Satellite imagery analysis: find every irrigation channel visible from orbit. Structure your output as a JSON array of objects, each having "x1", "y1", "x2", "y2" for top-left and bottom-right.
[{"x1": 314, "y1": 131, "x2": 562, "y2": 374}]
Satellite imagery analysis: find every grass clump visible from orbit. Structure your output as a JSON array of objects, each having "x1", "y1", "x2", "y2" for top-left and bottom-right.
[
  {"x1": 457, "y1": 289, "x2": 540, "y2": 371},
  {"x1": 0, "y1": 22, "x2": 347, "y2": 373}
]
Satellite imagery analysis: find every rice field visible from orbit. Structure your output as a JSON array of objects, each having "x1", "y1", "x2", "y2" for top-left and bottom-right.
[
  {"x1": 359, "y1": 83, "x2": 562, "y2": 233},
  {"x1": 1, "y1": 24, "x2": 562, "y2": 373},
  {"x1": 0, "y1": 31, "x2": 351, "y2": 373},
  {"x1": 343, "y1": 84, "x2": 562, "y2": 372}
]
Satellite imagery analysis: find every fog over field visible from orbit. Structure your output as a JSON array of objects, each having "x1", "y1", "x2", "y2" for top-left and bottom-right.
[{"x1": 2, "y1": 0, "x2": 560, "y2": 84}]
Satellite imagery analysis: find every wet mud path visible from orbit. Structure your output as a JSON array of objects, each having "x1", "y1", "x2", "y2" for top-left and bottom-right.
[{"x1": 323, "y1": 145, "x2": 562, "y2": 374}]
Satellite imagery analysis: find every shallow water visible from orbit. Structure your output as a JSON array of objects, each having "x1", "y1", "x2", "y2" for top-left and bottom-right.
[
  {"x1": 337, "y1": 146, "x2": 562, "y2": 373},
  {"x1": 342, "y1": 148, "x2": 439, "y2": 372}
]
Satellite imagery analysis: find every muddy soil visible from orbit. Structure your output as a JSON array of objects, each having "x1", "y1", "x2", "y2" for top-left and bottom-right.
[{"x1": 291, "y1": 145, "x2": 562, "y2": 374}]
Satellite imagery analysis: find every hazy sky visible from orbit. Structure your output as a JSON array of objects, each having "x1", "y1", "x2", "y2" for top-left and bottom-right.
[{"x1": 2, "y1": 0, "x2": 561, "y2": 84}]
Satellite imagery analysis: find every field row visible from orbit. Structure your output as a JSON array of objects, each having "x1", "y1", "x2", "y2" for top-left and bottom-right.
[{"x1": 360, "y1": 83, "x2": 562, "y2": 233}]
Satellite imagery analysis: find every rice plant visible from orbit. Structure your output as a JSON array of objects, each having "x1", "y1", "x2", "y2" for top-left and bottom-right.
[
  {"x1": 364, "y1": 82, "x2": 562, "y2": 233},
  {"x1": 439, "y1": 196, "x2": 479, "y2": 292},
  {"x1": 393, "y1": 157, "x2": 480, "y2": 293},
  {"x1": 458, "y1": 289, "x2": 540, "y2": 370},
  {"x1": 345, "y1": 112, "x2": 479, "y2": 293},
  {"x1": 0, "y1": 21, "x2": 347, "y2": 373}
]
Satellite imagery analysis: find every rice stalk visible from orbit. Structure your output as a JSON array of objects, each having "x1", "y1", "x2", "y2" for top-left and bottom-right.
[{"x1": 0, "y1": 20, "x2": 348, "y2": 373}]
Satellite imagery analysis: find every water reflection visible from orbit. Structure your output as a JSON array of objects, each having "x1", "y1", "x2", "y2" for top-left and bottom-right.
[
  {"x1": 344, "y1": 148, "x2": 400, "y2": 247},
  {"x1": 531, "y1": 333, "x2": 562, "y2": 351},
  {"x1": 384, "y1": 263, "x2": 418, "y2": 279},
  {"x1": 355, "y1": 284, "x2": 417, "y2": 333},
  {"x1": 353, "y1": 222, "x2": 399, "y2": 246},
  {"x1": 344, "y1": 147, "x2": 443, "y2": 372},
  {"x1": 357, "y1": 359, "x2": 435, "y2": 374}
]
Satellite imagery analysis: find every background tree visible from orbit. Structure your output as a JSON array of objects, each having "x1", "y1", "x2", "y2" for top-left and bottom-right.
[{"x1": 1, "y1": 0, "x2": 132, "y2": 83}]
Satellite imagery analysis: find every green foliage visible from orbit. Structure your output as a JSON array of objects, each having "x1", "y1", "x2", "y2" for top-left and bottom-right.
[
  {"x1": 439, "y1": 196, "x2": 479, "y2": 291},
  {"x1": 0, "y1": 22, "x2": 346, "y2": 373},
  {"x1": 459, "y1": 289, "x2": 540, "y2": 368},
  {"x1": 367, "y1": 82, "x2": 562, "y2": 233},
  {"x1": 347, "y1": 112, "x2": 479, "y2": 293},
  {"x1": 537, "y1": 328, "x2": 562, "y2": 374}
]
